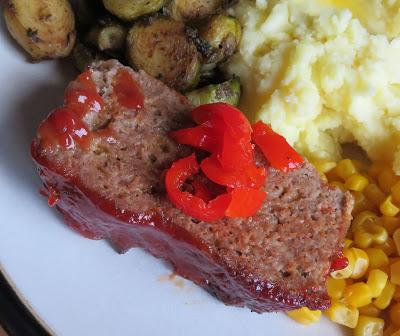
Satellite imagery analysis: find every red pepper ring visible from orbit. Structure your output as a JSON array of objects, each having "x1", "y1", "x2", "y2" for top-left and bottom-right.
[
  {"x1": 165, "y1": 154, "x2": 231, "y2": 222},
  {"x1": 252, "y1": 121, "x2": 304, "y2": 173}
]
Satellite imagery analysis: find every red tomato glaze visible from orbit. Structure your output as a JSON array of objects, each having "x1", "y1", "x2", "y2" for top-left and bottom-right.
[{"x1": 113, "y1": 69, "x2": 144, "y2": 109}]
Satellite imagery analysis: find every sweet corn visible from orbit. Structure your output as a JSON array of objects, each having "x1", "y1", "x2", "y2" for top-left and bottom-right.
[
  {"x1": 393, "y1": 285, "x2": 400, "y2": 301},
  {"x1": 366, "y1": 248, "x2": 389, "y2": 270},
  {"x1": 346, "y1": 174, "x2": 369, "y2": 192},
  {"x1": 390, "y1": 302, "x2": 400, "y2": 327},
  {"x1": 327, "y1": 277, "x2": 346, "y2": 300},
  {"x1": 324, "y1": 300, "x2": 359, "y2": 328},
  {"x1": 345, "y1": 239, "x2": 354, "y2": 249},
  {"x1": 286, "y1": 307, "x2": 321, "y2": 325},
  {"x1": 379, "y1": 238, "x2": 397, "y2": 257},
  {"x1": 391, "y1": 261, "x2": 400, "y2": 285},
  {"x1": 351, "y1": 248, "x2": 370, "y2": 279},
  {"x1": 374, "y1": 281, "x2": 396, "y2": 309},
  {"x1": 393, "y1": 229, "x2": 400, "y2": 256},
  {"x1": 330, "y1": 181, "x2": 347, "y2": 192},
  {"x1": 355, "y1": 231, "x2": 374, "y2": 249},
  {"x1": 352, "y1": 211, "x2": 379, "y2": 233},
  {"x1": 331, "y1": 248, "x2": 355, "y2": 279},
  {"x1": 336, "y1": 159, "x2": 358, "y2": 180},
  {"x1": 353, "y1": 191, "x2": 375, "y2": 216},
  {"x1": 358, "y1": 304, "x2": 381, "y2": 318},
  {"x1": 383, "y1": 324, "x2": 397, "y2": 336},
  {"x1": 354, "y1": 315, "x2": 384, "y2": 336},
  {"x1": 312, "y1": 160, "x2": 337, "y2": 174},
  {"x1": 367, "y1": 269, "x2": 388, "y2": 298},
  {"x1": 369, "y1": 162, "x2": 386, "y2": 179},
  {"x1": 378, "y1": 168, "x2": 399, "y2": 194},
  {"x1": 379, "y1": 217, "x2": 400, "y2": 236},
  {"x1": 392, "y1": 181, "x2": 400, "y2": 203},
  {"x1": 390, "y1": 329, "x2": 400, "y2": 336},
  {"x1": 364, "y1": 183, "x2": 386, "y2": 207},
  {"x1": 380, "y1": 196, "x2": 400, "y2": 217},
  {"x1": 344, "y1": 282, "x2": 372, "y2": 308}
]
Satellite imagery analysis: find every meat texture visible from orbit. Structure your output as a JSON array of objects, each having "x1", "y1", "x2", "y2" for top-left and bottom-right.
[{"x1": 31, "y1": 60, "x2": 353, "y2": 312}]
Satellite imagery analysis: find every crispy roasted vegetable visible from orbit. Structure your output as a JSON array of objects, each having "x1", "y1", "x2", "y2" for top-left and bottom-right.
[
  {"x1": 3, "y1": 0, "x2": 76, "y2": 60},
  {"x1": 169, "y1": 0, "x2": 225, "y2": 21},
  {"x1": 103, "y1": 0, "x2": 166, "y2": 21},
  {"x1": 71, "y1": 0, "x2": 104, "y2": 31},
  {"x1": 71, "y1": 42, "x2": 107, "y2": 72},
  {"x1": 200, "y1": 14, "x2": 241, "y2": 63},
  {"x1": 127, "y1": 17, "x2": 201, "y2": 91},
  {"x1": 185, "y1": 77, "x2": 241, "y2": 106},
  {"x1": 86, "y1": 21, "x2": 127, "y2": 53}
]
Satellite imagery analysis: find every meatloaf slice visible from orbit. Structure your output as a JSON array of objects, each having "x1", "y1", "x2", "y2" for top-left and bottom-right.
[{"x1": 31, "y1": 60, "x2": 353, "y2": 312}]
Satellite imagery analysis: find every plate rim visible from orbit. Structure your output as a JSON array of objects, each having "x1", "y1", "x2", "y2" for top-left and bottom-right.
[{"x1": 0, "y1": 263, "x2": 52, "y2": 336}]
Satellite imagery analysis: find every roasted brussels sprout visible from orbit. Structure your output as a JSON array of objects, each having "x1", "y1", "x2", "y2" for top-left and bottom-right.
[
  {"x1": 71, "y1": 42, "x2": 107, "y2": 72},
  {"x1": 127, "y1": 17, "x2": 201, "y2": 91},
  {"x1": 86, "y1": 21, "x2": 127, "y2": 53},
  {"x1": 200, "y1": 15, "x2": 241, "y2": 64},
  {"x1": 71, "y1": 0, "x2": 104, "y2": 31},
  {"x1": 103, "y1": 0, "x2": 167, "y2": 21},
  {"x1": 185, "y1": 77, "x2": 241, "y2": 106},
  {"x1": 169, "y1": 0, "x2": 225, "y2": 21},
  {"x1": 3, "y1": 0, "x2": 76, "y2": 60}
]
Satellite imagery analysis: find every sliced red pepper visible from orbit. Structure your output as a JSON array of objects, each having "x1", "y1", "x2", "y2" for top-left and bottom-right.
[
  {"x1": 201, "y1": 155, "x2": 265, "y2": 189},
  {"x1": 165, "y1": 154, "x2": 231, "y2": 222},
  {"x1": 252, "y1": 121, "x2": 304, "y2": 172},
  {"x1": 226, "y1": 188, "x2": 266, "y2": 218},
  {"x1": 191, "y1": 179, "x2": 213, "y2": 202},
  {"x1": 170, "y1": 125, "x2": 219, "y2": 153}
]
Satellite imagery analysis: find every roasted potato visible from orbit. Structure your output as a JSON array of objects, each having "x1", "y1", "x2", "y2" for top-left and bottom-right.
[
  {"x1": 127, "y1": 17, "x2": 201, "y2": 91},
  {"x1": 71, "y1": 41, "x2": 107, "y2": 72},
  {"x1": 3, "y1": 0, "x2": 76, "y2": 60},
  {"x1": 86, "y1": 21, "x2": 127, "y2": 53},
  {"x1": 185, "y1": 77, "x2": 241, "y2": 106},
  {"x1": 169, "y1": 0, "x2": 225, "y2": 21},
  {"x1": 103, "y1": 0, "x2": 167, "y2": 21},
  {"x1": 200, "y1": 14, "x2": 241, "y2": 64}
]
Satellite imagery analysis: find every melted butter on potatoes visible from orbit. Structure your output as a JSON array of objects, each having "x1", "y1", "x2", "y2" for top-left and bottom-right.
[{"x1": 226, "y1": 0, "x2": 400, "y2": 173}]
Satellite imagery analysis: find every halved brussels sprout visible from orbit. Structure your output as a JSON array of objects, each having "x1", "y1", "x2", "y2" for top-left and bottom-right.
[
  {"x1": 3, "y1": 0, "x2": 76, "y2": 60},
  {"x1": 86, "y1": 21, "x2": 127, "y2": 53},
  {"x1": 185, "y1": 77, "x2": 241, "y2": 106},
  {"x1": 200, "y1": 14, "x2": 241, "y2": 64},
  {"x1": 103, "y1": 0, "x2": 167, "y2": 21},
  {"x1": 127, "y1": 17, "x2": 201, "y2": 91},
  {"x1": 169, "y1": 0, "x2": 224, "y2": 21}
]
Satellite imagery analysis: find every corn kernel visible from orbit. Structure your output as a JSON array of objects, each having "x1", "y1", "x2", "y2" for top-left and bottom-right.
[
  {"x1": 369, "y1": 162, "x2": 386, "y2": 179},
  {"x1": 378, "y1": 238, "x2": 397, "y2": 257},
  {"x1": 374, "y1": 281, "x2": 396, "y2": 309},
  {"x1": 393, "y1": 285, "x2": 400, "y2": 301},
  {"x1": 327, "y1": 277, "x2": 346, "y2": 300},
  {"x1": 344, "y1": 282, "x2": 372, "y2": 307},
  {"x1": 392, "y1": 330, "x2": 400, "y2": 336},
  {"x1": 353, "y1": 191, "x2": 375, "y2": 215},
  {"x1": 379, "y1": 217, "x2": 400, "y2": 236},
  {"x1": 336, "y1": 159, "x2": 358, "y2": 180},
  {"x1": 390, "y1": 302, "x2": 400, "y2": 327},
  {"x1": 352, "y1": 211, "x2": 379, "y2": 233},
  {"x1": 392, "y1": 181, "x2": 400, "y2": 204},
  {"x1": 354, "y1": 315, "x2": 384, "y2": 336},
  {"x1": 330, "y1": 181, "x2": 347, "y2": 192},
  {"x1": 346, "y1": 174, "x2": 370, "y2": 192},
  {"x1": 380, "y1": 196, "x2": 400, "y2": 217},
  {"x1": 391, "y1": 261, "x2": 400, "y2": 285},
  {"x1": 358, "y1": 303, "x2": 381, "y2": 318},
  {"x1": 286, "y1": 307, "x2": 321, "y2": 325},
  {"x1": 378, "y1": 168, "x2": 399, "y2": 194},
  {"x1": 365, "y1": 183, "x2": 386, "y2": 207},
  {"x1": 355, "y1": 231, "x2": 374, "y2": 249},
  {"x1": 313, "y1": 160, "x2": 337, "y2": 174},
  {"x1": 325, "y1": 300, "x2": 359, "y2": 328},
  {"x1": 393, "y1": 229, "x2": 400, "y2": 256},
  {"x1": 345, "y1": 239, "x2": 354, "y2": 249},
  {"x1": 331, "y1": 248, "x2": 355, "y2": 279},
  {"x1": 383, "y1": 324, "x2": 397, "y2": 336},
  {"x1": 351, "y1": 248, "x2": 370, "y2": 279},
  {"x1": 366, "y1": 248, "x2": 389, "y2": 269},
  {"x1": 367, "y1": 269, "x2": 388, "y2": 298}
]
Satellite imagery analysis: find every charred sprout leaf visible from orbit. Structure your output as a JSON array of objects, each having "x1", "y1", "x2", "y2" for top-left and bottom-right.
[
  {"x1": 4, "y1": 0, "x2": 76, "y2": 60},
  {"x1": 200, "y1": 14, "x2": 241, "y2": 64},
  {"x1": 86, "y1": 22, "x2": 127, "y2": 53},
  {"x1": 102, "y1": 0, "x2": 167, "y2": 21},
  {"x1": 168, "y1": 0, "x2": 225, "y2": 21},
  {"x1": 185, "y1": 77, "x2": 241, "y2": 106},
  {"x1": 127, "y1": 17, "x2": 201, "y2": 91},
  {"x1": 71, "y1": 42, "x2": 108, "y2": 72}
]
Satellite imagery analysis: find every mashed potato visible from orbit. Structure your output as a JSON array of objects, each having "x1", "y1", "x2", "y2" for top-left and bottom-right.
[{"x1": 226, "y1": 0, "x2": 400, "y2": 173}]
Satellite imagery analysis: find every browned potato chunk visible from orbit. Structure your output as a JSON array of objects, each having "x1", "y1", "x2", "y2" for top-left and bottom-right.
[
  {"x1": 3, "y1": 0, "x2": 76, "y2": 60},
  {"x1": 103, "y1": 0, "x2": 167, "y2": 21},
  {"x1": 127, "y1": 17, "x2": 201, "y2": 91},
  {"x1": 169, "y1": 0, "x2": 224, "y2": 21}
]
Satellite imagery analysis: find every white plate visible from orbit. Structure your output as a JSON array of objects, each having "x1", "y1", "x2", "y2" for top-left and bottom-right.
[{"x1": 0, "y1": 17, "x2": 346, "y2": 336}]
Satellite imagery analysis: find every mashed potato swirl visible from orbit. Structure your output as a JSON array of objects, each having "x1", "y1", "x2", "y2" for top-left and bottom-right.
[{"x1": 226, "y1": 0, "x2": 400, "y2": 173}]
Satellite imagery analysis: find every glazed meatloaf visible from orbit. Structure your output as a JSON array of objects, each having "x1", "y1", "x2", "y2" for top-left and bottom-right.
[{"x1": 31, "y1": 60, "x2": 353, "y2": 312}]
